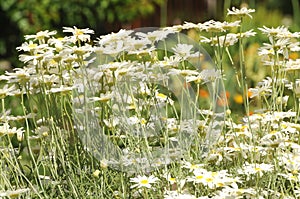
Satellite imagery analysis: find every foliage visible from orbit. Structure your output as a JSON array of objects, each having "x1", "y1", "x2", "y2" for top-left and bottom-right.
[{"x1": 0, "y1": 0, "x2": 164, "y2": 68}]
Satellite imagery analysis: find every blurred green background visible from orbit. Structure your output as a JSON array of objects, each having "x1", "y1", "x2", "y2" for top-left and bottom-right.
[
  {"x1": 0, "y1": 0, "x2": 299, "y2": 70},
  {"x1": 0, "y1": 0, "x2": 299, "y2": 117}
]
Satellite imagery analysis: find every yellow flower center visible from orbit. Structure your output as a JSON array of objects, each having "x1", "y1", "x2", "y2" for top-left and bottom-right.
[
  {"x1": 28, "y1": 43, "x2": 37, "y2": 49},
  {"x1": 254, "y1": 167, "x2": 262, "y2": 171},
  {"x1": 290, "y1": 175, "x2": 297, "y2": 180},
  {"x1": 140, "y1": 179, "x2": 149, "y2": 185},
  {"x1": 157, "y1": 93, "x2": 167, "y2": 99},
  {"x1": 75, "y1": 29, "x2": 84, "y2": 36},
  {"x1": 292, "y1": 170, "x2": 298, "y2": 174},
  {"x1": 205, "y1": 177, "x2": 213, "y2": 182},
  {"x1": 140, "y1": 118, "x2": 147, "y2": 125},
  {"x1": 190, "y1": 164, "x2": 198, "y2": 169},
  {"x1": 196, "y1": 175, "x2": 203, "y2": 180},
  {"x1": 169, "y1": 177, "x2": 176, "y2": 182},
  {"x1": 216, "y1": 182, "x2": 225, "y2": 187}
]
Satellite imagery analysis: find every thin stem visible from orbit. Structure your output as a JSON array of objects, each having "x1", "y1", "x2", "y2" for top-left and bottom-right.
[
  {"x1": 21, "y1": 92, "x2": 46, "y2": 196},
  {"x1": 238, "y1": 17, "x2": 249, "y2": 116}
]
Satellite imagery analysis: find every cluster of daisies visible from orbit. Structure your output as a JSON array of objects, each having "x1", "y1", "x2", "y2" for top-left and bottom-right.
[{"x1": 1, "y1": 5, "x2": 300, "y2": 198}]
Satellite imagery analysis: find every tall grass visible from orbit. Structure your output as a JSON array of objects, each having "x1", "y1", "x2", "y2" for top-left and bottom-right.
[{"x1": 1, "y1": 6, "x2": 300, "y2": 199}]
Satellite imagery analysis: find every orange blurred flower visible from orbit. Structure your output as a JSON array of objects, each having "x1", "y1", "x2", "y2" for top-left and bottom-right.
[
  {"x1": 233, "y1": 94, "x2": 243, "y2": 104},
  {"x1": 199, "y1": 89, "x2": 210, "y2": 98},
  {"x1": 248, "y1": 90, "x2": 253, "y2": 98},
  {"x1": 289, "y1": 52, "x2": 299, "y2": 60}
]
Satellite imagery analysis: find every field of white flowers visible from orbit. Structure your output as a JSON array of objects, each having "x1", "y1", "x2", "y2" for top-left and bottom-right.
[{"x1": 1, "y1": 6, "x2": 300, "y2": 199}]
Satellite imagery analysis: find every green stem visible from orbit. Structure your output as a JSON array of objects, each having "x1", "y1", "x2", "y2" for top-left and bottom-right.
[
  {"x1": 1, "y1": 98, "x2": 6, "y2": 121},
  {"x1": 239, "y1": 18, "x2": 249, "y2": 116},
  {"x1": 292, "y1": 0, "x2": 300, "y2": 28},
  {"x1": 160, "y1": 0, "x2": 168, "y2": 27},
  {"x1": 21, "y1": 92, "x2": 46, "y2": 196}
]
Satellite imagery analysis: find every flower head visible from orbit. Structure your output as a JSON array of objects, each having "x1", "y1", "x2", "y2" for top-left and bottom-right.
[
  {"x1": 25, "y1": 30, "x2": 57, "y2": 43},
  {"x1": 63, "y1": 26, "x2": 94, "y2": 43},
  {"x1": 258, "y1": 26, "x2": 289, "y2": 38},
  {"x1": 172, "y1": 44, "x2": 199, "y2": 59},
  {"x1": 0, "y1": 123, "x2": 24, "y2": 137},
  {"x1": 181, "y1": 161, "x2": 204, "y2": 171},
  {"x1": 0, "y1": 188, "x2": 30, "y2": 198},
  {"x1": 248, "y1": 77, "x2": 273, "y2": 98},
  {"x1": 16, "y1": 41, "x2": 49, "y2": 53},
  {"x1": 0, "y1": 84, "x2": 20, "y2": 98},
  {"x1": 164, "y1": 190, "x2": 198, "y2": 199},
  {"x1": 227, "y1": 7, "x2": 255, "y2": 18},
  {"x1": 130, "y1": 175, "x2": 159, "y2": 189},
  {"x1": 238, "y1": 162, "x2": 274, "y2": 177}
]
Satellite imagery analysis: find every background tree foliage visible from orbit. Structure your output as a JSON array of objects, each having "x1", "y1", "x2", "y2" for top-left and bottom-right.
[
  {"x1": 1, "y1": 0, "x2": 299, "y2": 69},
  {"x1": 0, "y1": 0, "x2": 164, "y2": 68}
]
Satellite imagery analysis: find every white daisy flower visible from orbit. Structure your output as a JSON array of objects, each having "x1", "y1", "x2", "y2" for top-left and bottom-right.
[
  {"x1": 0, "y1": 123, "x2": 24, "y2": 137},
  {"x1": 63, "y1": 26, "x2": 94, "y2": 43},
  {"x1": 0, "y1": 188, "x2": 30, "y2": 198},
  {"x1": 130, "y1": 175, "x2": 159, "y2": 189},
  {"x1": 258, "y1": 26, "x2": 289, "y2": 37},
  {"x1": 227, "y1": 6, "x2": 255, "y2": 18},
  {"x1": 25, "y1": 30, "x2": 57, "y2": 43},
  {"x1": 238, "y1": 162, "x2": 274, "y2": 177}
]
